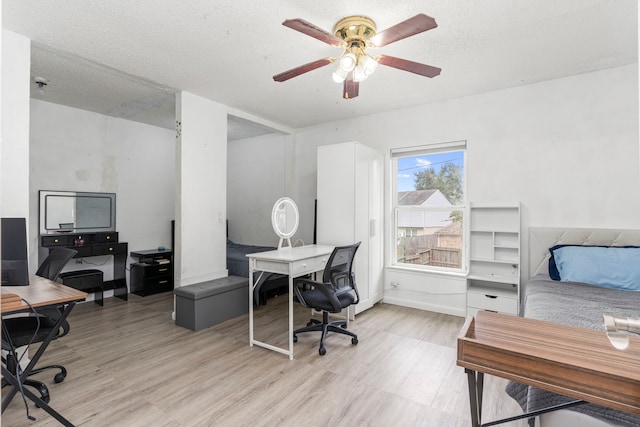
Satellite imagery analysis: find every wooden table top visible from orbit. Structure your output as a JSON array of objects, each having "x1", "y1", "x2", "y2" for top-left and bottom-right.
[
  {"x1": 457, "y1": 310, "x2": 640, "y2": 415},
  {"x1": 1, "y1": 275, "x2": 87, "y2": 314}
]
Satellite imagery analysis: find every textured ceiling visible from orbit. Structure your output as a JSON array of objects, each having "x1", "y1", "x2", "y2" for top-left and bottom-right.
[{"x1": 3, "y1": 0, "x2": 638, "y2": 140}]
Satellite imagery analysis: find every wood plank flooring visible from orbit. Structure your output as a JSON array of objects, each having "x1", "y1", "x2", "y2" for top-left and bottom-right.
[{"x1": 2, "y1": 292, "x2": 527, "y2": 426}]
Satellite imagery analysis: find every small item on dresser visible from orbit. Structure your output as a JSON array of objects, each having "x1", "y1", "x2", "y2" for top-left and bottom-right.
[
  {"x1": 158, "y1": 246, "x2": 166, "y2": 251},
  {"x1": 74, "y1": 235, "x2": 85, "y2": 246}
]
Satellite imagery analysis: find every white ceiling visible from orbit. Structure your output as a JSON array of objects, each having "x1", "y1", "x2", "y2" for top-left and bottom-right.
[{"x1": 3, "y1": 0, "x2": 637, "y2": 141}]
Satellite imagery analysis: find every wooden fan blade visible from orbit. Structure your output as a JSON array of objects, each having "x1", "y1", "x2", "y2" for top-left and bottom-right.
[
  {"x1": 273, "y1": 58, "x2": 334, "y2": 82},
  {"x1": 369, "y1": 14, "x2": 437, "y2": 47},
  {"x1": 343, "y1": 75, "x2": 359, "y2": 99},
  {"x1": 378, "y1": 55, "x2": 441, "y2": 78},
  {"x1": 282, "y1": 19, "x2": 344, "y2": 47}
]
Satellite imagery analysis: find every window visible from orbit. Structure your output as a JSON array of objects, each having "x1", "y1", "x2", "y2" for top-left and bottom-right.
[{"x1": 392, "y1": 141, "x2": 466, "y2": 271}]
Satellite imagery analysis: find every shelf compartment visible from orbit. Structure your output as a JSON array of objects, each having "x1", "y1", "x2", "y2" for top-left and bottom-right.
[
  {"x1": 494, "y1": 232, "x2": 519, "y2": 247},
  {"x1": 469, "y1": 260, "x2": 518, "y2": 284},
  {"x1": 470, "y1": 205, "x2": 520, "y2": 232},
  {"x1": 469, "y1": 231, "x2": 493, "y2": 260},
  {"x1": 494, "y1": 247, "x2": 519, "y2": 262}
]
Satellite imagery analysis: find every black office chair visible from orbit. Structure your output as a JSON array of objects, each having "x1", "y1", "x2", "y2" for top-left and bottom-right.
[
  {"x1": 1, "y1": 247, "x2": 78, "y2": 403},
  {"x1": 35, "y1": 247, "x2": 78, "y2": 282},
  {"x1": 293, "y1": 242, "x2": 361, "y2": 355}
]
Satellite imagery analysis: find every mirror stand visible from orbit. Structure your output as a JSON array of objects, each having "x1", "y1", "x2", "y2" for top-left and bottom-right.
[
  {"x1": 271, "y1": 197, "x2": 299, "y2": 249},
  {"x1": 278, "y1": 236, "x2": 292, "y2": 250}
]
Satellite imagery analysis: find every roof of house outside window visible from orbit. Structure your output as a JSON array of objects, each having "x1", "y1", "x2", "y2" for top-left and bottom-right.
[{"x1": 398, "y1": 189, "x2": 443, "y2": 206}]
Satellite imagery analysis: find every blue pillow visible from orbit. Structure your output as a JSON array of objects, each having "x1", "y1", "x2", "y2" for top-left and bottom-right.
[
  {"x1": 551, "y1": 246, "x2": 640, "y2": 291},
  {"x1": 548, "y1": 244, "x2": 640, "y2": 280},
  {"x1": 548, "y1": 245, "x2": 603, "y2": 280}
]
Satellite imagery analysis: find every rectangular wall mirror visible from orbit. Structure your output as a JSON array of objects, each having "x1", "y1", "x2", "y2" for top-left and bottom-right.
[{"x1": 39, "y1": 190, "x2": 116, "y2": 234}]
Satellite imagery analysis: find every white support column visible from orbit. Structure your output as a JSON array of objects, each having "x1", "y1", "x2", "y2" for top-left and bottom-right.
[
  {"x1": 174, "y1": 92, "x2": 228, "y2": 289},
  {"x1": 1, "y1": 29, "x2": 31, "y2": 369},
  {"x1": 1, "y1": 30, "x2": 31, "y2": 222}
]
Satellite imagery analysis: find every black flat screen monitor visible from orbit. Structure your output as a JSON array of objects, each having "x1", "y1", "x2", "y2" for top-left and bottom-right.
[{"x1": 1, "y1": 217, "x2": 29, "y2": 286}]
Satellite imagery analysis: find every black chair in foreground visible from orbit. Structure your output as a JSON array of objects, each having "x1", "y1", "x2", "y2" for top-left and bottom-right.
[
  {"x1": 1, "y1": 247, "x2": 78, "y2": 403},
  {"x1": 35, "y1": 247, "x2": 79, "y2": 282},
  {"x1": 293, "y1": 242, "x2": 361, "y2": 355}
]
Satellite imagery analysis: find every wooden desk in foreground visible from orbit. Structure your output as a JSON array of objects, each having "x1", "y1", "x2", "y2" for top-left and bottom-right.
[
  {"x1": 2, "y1": 275, "x2": 87, "y2": 427},
  {"x1": 457, "y1": 310, "x2": 640, "y2": 426},
  {"x1": 2, "y1": 275, "x2": 88, "y2": 313}
]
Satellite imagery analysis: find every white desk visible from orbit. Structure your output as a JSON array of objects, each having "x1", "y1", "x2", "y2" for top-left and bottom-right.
[{"x1": 247, "y1": 244, "x2": 334, "y2": 359}]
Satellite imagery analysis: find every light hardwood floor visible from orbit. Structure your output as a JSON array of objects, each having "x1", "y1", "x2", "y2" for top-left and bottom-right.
[{"x1": 2, "y1": 292, "x2": 527, "y2": 426}]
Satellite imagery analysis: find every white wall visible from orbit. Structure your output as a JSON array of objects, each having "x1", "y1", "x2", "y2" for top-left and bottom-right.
[
  {"x1": 175, "y1": 92, "x2": 227, "y2": 287},
  {"x1": 230, "y1": 63, "x2": 639, "y2": 316},
  {"x1": 294, "y1": 64, "x2": 639, "y2": 234},
  {"x1": 30, "y1": 99, "x2": 175, "y2": 287},
  {"x1": 1, "y1": 30, "x2": 30, "y2": 220},
  {"x1": 227, "y1": 132, "x2": 296, "y2": 246}
]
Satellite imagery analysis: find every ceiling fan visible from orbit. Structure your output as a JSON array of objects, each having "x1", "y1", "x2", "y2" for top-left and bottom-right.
[{"x1": 272, "y1": 14, "x2": 441, "y2": 100}]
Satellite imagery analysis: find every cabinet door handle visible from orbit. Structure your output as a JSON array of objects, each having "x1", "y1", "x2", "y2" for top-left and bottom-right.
[
  {"x1": 106, "y1": 235, "x2": 111, "y2": 240},
  {"x1": 108, "y1": 247, "x2": 113, "y2": 252},
  {"x1": 54, "y1": 239, "x2": 59, "y2": 243},
  {"x1": 158, "y1": 280, "x2": 168, "y2": 284},
  {"x1": 484, "y1": 294, "x2": 498, "y2": 299},
  {"x1": 158, "y1": 268, "x2": 168, "y2": 272}
]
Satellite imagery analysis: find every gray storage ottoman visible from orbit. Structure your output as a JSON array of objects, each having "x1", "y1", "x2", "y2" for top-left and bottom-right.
[{"x1": 174, "y1": 275, "x2": 248, "y2": 331}]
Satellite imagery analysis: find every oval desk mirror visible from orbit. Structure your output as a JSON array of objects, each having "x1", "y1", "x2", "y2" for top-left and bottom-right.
[{"x1": 272, "y1": 197, "x2": 299, "y2": 249}]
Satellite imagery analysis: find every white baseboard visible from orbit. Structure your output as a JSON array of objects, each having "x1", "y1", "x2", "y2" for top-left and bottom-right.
[{"x1": 382, "y1": 296, "x2": 466, "y2": 317}]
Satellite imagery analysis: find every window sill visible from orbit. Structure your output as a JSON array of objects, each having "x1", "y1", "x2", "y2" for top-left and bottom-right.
[{"x1": 386, "y1": 264, "x2": 468, "y2": 278}]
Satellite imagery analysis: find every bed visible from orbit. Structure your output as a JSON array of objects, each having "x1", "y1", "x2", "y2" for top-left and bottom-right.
[
  {"x1": 505, "y1": 227, "x2": 640, "y2": 427},
  {"x1": 226, "y1": 239, "x2": 288, "y2": 305}
]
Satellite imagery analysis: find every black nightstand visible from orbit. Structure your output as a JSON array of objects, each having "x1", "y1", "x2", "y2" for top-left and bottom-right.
[{"x1": 130, "y1": 249, "x2": 173, "y2": 296}]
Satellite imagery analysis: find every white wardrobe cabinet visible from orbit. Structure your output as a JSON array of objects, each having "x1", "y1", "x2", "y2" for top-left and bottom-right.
[{"x1": 316, "y1": 141, "x2": 384, "y2": 315}]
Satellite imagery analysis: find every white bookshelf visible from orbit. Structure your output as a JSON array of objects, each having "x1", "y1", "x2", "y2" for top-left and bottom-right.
[{"x1": 467, "y1": 202, "x2": 520, "y2": 316}]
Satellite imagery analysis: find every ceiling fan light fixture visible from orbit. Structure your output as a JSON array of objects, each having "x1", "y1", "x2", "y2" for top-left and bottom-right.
[
  {"x1": 353, "y1": 64, "x2": 368, "y2": 82},
  {"x1": 274, "y1": 13, "x2": 440, "y2": 99},
  {"x1": 332, "y1": 66, "x2": 348, "y2": 83},
  {"x1": 359, "y1": 55, "x2": 378, "y2": 76},
  {"x1": 338, "y1": 53, "x2": 357, "y2": 72}
]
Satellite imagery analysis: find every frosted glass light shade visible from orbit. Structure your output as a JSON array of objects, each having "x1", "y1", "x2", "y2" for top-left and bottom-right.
[
  {"x1": 332, "y1": 66, "x2": 348, "y2": 83},
  {"x1": 353, "y1": 64, "x2": 367, "y2": 82},
  {"x1": 339, "y1": 53, "x2": 357, "y2": 72},
  {"x1": 360, "y1": 55, "x2": 378, "y2": 76}
]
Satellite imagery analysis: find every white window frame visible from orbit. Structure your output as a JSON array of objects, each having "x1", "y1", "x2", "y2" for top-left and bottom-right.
[{"x1": 391, "y1": 141, "x2": 467, "y2": 273}]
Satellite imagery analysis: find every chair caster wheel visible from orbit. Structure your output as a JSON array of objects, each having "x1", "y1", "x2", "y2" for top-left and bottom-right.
[
  {"x1": 35, "y1": 393, "x2": 50, "y2": 408},
  {"x1": 293, "y1": 335, "x2": 298, "y2": 343},
  {"x1": 54, "y1": 372, "x2": 66, "y2": 383},
  {"x1": 319, "y1": 347, "x2": 326, "y2": 356},
  {"x1": 352, "y1": 337, "x2": 358, "y2": 345}
]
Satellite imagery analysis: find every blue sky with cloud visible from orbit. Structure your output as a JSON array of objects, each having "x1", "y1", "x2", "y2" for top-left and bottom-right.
[{"x1": 397, "y1": 151, "x2": 464, "y2": 192}]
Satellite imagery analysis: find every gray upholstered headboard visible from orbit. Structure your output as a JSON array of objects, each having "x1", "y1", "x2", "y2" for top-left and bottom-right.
[{"x1": 529, "y1": 227, "x2": 640, "y2": 278}]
